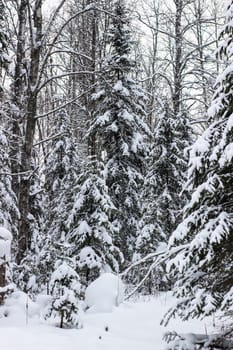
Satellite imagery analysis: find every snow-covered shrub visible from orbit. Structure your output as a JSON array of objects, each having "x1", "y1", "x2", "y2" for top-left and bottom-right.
[
  {"x1": 1, "y1": 291, "x2": 39, "y2": 322},
  {"x1": 45, "y1": 261, "x2": 81, "y2": 328},
  {"x1": 0, "y1": 227, "x2": 14, "y2": 304},
  {"x1": 84, "y1": 273, "x2": 124, "y2": 313}
]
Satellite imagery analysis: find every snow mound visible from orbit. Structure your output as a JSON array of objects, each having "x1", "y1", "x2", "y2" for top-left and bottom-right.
[
  {"x1": 0, "y1": 291, "x2": 40, "y2": 325},
  {"x1": 0, "y1": 227, "x2": 12, "y2": 260},
  {"x1": 84, "y1": 273, "x2": 124, "y2": 313}
]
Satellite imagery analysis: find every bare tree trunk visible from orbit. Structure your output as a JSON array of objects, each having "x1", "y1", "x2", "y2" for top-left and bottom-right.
[
  {"x1": 9, "y1": 0, "x2": 27, "y2": 200},
  {"x1": 173, "y1": 0, "x2": 183, "y2": 117},
  {"x1": 60, "y1": 309, "x2": 64, "y2": 328},
  {"x1": 17, "y1": 0, "x2": 43, "y2": 264}
]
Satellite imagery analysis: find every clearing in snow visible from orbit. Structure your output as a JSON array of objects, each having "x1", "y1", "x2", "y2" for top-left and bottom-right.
[{"x1": 0, "y1": 292, "x2": 213, "y2": 350}]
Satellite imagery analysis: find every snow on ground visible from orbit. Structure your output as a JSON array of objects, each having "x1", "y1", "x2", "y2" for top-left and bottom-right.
[{"x1": 0, "y1": 292, "x2": 213, "y2": 350}]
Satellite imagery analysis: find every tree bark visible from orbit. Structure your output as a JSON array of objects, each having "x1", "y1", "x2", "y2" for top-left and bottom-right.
[
  {"x1": 9, "y1": 0, "x2": 27, "y2": 201},
  {"x1": 173, "y1": 0, "x2": 183, "y2": 117},
  {"x1": 17, "y1": 0, "x2": 43, "y2": 264},
  {"x1": 0, "y1": 258, "x2": 6, "y2": 305}
]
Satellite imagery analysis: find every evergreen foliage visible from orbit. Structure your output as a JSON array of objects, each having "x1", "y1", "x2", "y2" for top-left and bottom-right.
[
  {"x1": 139, "y1": 104, "x2": 190, "y2": 249},
  {"x1": 135, "y1": 103, "x2": 191, "y2": 292},
  {"x1": 67, "y1": 157, "x2": 123, "y2": 287},
  {"x1": 0, "y1": 127, "x2": 19, "y2": 243},
  {"x1": 164, "y1": 1, "x2": 233, "y2": 323},
  {"x1": 40, "y1": 107, "x2": 80, "y2": 287},
  {"x1": 88, "y1": 0, "x2": 150, "y2": 263},
  {"x1": 0, "y1": 0, "x2": 10, "y2": 74},
  {"x1": 45, "y1": 261, "x2": 81, "y2": 328}
]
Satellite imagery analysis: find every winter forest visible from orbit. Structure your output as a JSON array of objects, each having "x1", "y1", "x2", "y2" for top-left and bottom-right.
[{"x1": 0, "y1": 0, "x2": 232, "y2": 348}]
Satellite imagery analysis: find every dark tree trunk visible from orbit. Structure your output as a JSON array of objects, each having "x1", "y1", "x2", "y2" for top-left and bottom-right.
[
  {"x1": 173, "y1": 0, "x2": 183, "y2": 117},
  {"x1": 0, "y1": 258, "x2": 6, "y2": 305},
  {"x1": 9, "y1": 0, "x2": 27, "y2": 200},
  {"x1": 17, "y1": 0, "x2": 43, "y2": 264},
  {"x1": 60, "y1": 309, "x2": 64, "y2": 328}
]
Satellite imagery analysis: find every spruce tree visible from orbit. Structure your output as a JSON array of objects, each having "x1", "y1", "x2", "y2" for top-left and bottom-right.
[
  {"x1": 39, "y1": 107, "x2": 80, "y2": 289},
  {"x1": 135, "y1": 103, "x2": 191, "y2": 292},
  {"x1": 88, "y1": 0, "x2": 150, "y2": 264},
  {"x1": 138, "y1": 104, "x2": 190, "y2": 248},
  {"x1": 164, "y1": 1, "x2": 233, "y2": 323},
  {"x1": 67, "y1": 157, "x2": 123, "y2": 288},
  {"x1": 45, "y1": 261, "x2": 81, "y2": 328}
]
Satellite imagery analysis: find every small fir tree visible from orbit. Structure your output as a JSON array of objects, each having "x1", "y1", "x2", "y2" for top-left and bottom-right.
[
  {"x1": 45, "y1": 261, "x2": 81, "y2": 328},
  {"x1": 164, "y1": 1, "x2": 233, "y2": 324}
]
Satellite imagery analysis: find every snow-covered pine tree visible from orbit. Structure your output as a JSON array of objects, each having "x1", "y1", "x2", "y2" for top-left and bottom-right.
[
  {"x1": 45, "y1": 261, "x2": 81, "y2": 328},
  {"x1": 88, "y1": 0, "x2": 150, "y2": 264},
  {"x1": 39, "y1": 107, "x2": 80, "y2": 290},
  {"x1": 140, "y1": 104, "x2": 190, "y2": 246},
  {"x1": 164, "y1": 0, "x2": 233, "y2": 325},
  {"x1": 134, "y1": 102, "x2": 191, "y2": 292},
  {"x1": 66, "y1": 157, "x2": 123, "y2": 288}
]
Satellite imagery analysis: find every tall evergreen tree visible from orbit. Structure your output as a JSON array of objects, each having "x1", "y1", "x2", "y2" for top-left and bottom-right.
[
  {"x1": 134, "y1": 103, "x2": 191, "y2": 291},
  {"x1": 164, "y1": 0, "x2": 233, "y2": 324},
  {"x1": 39, "y1": 107, "x2": 80, "y2": 289},
  {"x1": 137, "y1": 103, "x2": 190, "y2": 250},
  {"x1": 88, "y1": 0, "x2": 150, "y2": 264}
]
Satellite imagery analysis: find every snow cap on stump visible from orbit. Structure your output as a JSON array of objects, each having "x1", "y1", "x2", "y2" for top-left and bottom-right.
[{"x1": 85, "y1": 273, "x2": 125, "y2": 313}]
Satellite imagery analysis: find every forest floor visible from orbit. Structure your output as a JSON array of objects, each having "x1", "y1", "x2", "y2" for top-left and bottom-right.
[{"x1": 0, "y1": 292, "x2": 214, "y2": 350}]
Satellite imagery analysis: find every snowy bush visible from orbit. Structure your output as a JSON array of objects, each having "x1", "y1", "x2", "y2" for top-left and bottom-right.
[
  {"x1": 84, "y1": 273, "x2": 124, "y2": 313},
  {"x1": 0, "y1": 227, "x2": 12, "y2": 261},
  {"x1": 45, "y1": 261, "x2": 81, "y2": 328},
  {"x1": 1, "y1": 291, "x2": 39, "y2": 322},
  {"x1": 0, "y1": 227, "x2": 14, "y2": 304}
]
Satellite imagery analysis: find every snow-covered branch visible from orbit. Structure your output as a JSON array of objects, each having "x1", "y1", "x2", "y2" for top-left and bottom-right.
[{"x1": 163, "y1": 329, "x2": 233, "y2": 350}]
